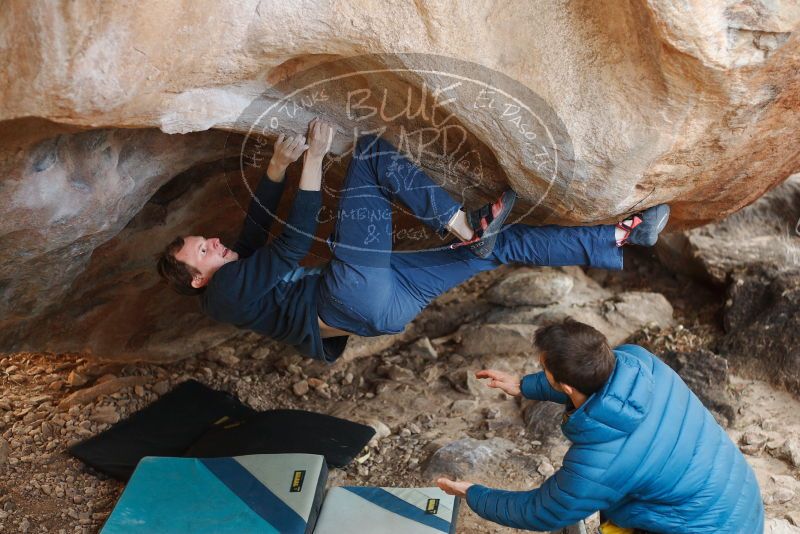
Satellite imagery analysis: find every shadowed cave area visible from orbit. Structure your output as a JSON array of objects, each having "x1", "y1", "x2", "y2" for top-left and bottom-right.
[{"x1": 0, "y1": 103, "x2": 513, "y2": 361}]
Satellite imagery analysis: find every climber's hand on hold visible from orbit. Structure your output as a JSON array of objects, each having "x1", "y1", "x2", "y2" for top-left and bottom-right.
[
  {"x1": 306, "y1": 117, "x2": 335, "y2": 160},
  {"x1": 436, "y1": 477, "x2": 474, "y2": 499},
  {"x1": 475, "y1": 369, "x2": 522, "y2": 397},
  {"x1": 268, "y1": 133, "x2": 308, "y2": 182},
  {"x1": 298, "y1": 118, "x2": 334, "y2": 192}
]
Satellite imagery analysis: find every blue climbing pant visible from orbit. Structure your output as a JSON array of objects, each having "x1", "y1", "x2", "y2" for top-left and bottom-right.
[{"x1": 316, "y1": 135, "x2": 623, "y2": 337}]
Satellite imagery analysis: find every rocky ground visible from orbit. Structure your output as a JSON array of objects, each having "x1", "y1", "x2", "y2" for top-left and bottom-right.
[{"x1": 1, "y1": 249, "x2": 799, "y2": 534}]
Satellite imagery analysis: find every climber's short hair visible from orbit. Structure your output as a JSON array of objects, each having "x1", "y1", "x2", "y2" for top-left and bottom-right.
[
  {"x1": 156, "y1": 236, "x2": 205, "y2": 296},
  {"x1": 535, "y1": 318, "x2": 615, "y2": 396}
]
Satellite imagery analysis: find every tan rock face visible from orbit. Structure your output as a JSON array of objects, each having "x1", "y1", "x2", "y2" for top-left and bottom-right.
[{"x1": 1, "y1": 0, "x2": 798, "y2": 359}]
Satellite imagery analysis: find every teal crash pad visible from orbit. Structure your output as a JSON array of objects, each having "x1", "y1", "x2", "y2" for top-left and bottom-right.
[{"x1": 101, "y1": 454, "x2": 327, "y2": 534}]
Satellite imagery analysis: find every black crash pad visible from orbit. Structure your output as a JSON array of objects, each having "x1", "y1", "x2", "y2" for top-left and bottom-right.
[
  {"x1": 68, "y1": 380, "x2": 256, "y2": 481},
  {"x1": 186, "y1": 409, "x2": 375, "y2": 468}
]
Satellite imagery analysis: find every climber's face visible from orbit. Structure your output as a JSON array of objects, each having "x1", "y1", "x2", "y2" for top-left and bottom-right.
[{"x1": 174, "y1": 236, "x2": 239, "y2": 288}]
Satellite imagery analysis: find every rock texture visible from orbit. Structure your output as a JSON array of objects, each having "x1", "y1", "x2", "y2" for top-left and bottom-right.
[
  {"x1": 478, "y1": 267, "x2": 674, "y2": 349},
  {"x1": 656, "y1": 174, "x2": 800, "y2": 285},
  {"x1": 2, "y1": 1, "x2": 799, "y2": 224},
  {"x1": 0, "y1": 123, "x2": 253, "y2": 360},
  {"x1": 423, "y1": 437, "x2": 516, "y2": 480},
  {"x1": 1, "y1": 1, "x2": 799, "y2": 358},
  {"x1": 656, "y1": 174, "x2": 800, "y2": 393},
  {"x1": 721, "y1": 265, "x2": 800, "y2": 394},
  {"x1": 485, "y1": 269, "x2": 574, "y2": 307}
]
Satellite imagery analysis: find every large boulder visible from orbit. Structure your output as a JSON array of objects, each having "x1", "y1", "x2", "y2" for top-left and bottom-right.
[
  {"x1": 3, "y1": 2, "x2": 799, "y2": 226},
  {"x1": 479, "y1": 291, "x2": 673, "y2": 349},
  {"x1": 1, "y1": 1, "x2": 798, "y2": 359}
]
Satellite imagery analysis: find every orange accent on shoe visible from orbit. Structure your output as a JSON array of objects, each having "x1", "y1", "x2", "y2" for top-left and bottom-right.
[{"x1": 615, "y1": 215, "x2": 643, "y2": 246}]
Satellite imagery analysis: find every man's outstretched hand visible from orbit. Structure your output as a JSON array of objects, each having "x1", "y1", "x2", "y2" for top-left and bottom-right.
[
  {"x1": 267, "y1": 133, "x2": 309, "y2": 182},
  {"x1": 436, "y1": 477, "x2": 474, "y2": 499},
  {"x1": 475, "y1": 369, "x2": 522, "y2": 397}
]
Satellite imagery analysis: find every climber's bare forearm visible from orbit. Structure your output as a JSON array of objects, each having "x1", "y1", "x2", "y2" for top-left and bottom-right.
[
  {"x1": 267, "y1": 159, "x2": 289, "y2": 183},
  {"x1": 298, "y1": 154, "x2": 324, "y2": 191},
  {"x1": 299, "y1": 118, "x2": 335, "y2": 191}
]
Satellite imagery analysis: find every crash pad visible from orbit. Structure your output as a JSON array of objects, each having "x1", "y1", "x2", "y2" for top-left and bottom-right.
[
  {"x1": 313, "y1": 486, "x2": 459, "y2": 534},
  {"x1": 186, "y1": 409, "x2": 375, "y2": 468},
  {"x1": 69, "y1": 380, "x2": 256, "y2": 480},
  {"x1": 101, "y1": 453, "x2": 327, "y2": 534}
]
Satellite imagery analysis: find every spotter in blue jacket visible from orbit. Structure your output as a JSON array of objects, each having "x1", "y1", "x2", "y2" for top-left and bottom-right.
[{"x1": 466, "y1": 344, "x2": 764, "y2": 534}]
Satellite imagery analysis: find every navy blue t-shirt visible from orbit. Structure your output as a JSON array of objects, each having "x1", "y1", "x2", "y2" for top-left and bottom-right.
[{"x1": 201, "y1": 177, "x2": 348, "y2": 362}]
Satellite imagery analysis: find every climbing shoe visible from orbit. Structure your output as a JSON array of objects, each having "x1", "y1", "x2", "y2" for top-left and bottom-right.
[
  {"x1": 617, "y1": 204, "x2": 670, "y2": 247},
  {"x1": 451, "y1": 189, "x2": 517, "y2": 258}
]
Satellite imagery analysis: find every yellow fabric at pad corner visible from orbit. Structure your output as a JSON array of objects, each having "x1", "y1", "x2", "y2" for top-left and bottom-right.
[{"x1": 600, "y1": 521, "x2": 635, "y2": 534}]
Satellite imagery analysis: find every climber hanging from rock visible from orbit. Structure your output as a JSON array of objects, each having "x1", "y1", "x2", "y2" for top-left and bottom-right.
[
  {"x1": 156, "y1": 117, "x2": 670, "y2": 362},
  {"x1": 435, "y1": 318, "x2": 764, "y2": 534}
]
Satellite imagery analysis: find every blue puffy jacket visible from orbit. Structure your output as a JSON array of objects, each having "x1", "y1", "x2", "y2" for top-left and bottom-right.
[{"x1": 466, "y1": 344, "x2": 764, "y2": 533}]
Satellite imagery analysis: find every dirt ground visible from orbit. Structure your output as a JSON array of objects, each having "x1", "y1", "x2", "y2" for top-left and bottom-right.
[{"x1": 1, "y1": 249, "x2": 798, "y2": 533}]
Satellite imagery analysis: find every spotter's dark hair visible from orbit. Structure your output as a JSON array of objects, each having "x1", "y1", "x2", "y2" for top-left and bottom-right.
[{"x1": 535, "y1": 318, "x2": 615, "y2": 396}]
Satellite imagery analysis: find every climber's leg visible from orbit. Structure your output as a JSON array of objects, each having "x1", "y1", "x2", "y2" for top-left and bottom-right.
[
  {"x1": 317, "y1": 134, "x2": 461, "y2": 336},
  {"x1": 358, "y1": 222, "x2": 622, "y2": 332},
  {"x1": 324, "y1": 134, "x2": 460, "y2": 268},
  {"x1": 490, "y1": 223, "x2": 623, "y2": 270}
]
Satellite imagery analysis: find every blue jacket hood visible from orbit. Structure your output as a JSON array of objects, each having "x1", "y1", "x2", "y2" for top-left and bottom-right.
[{"x1": 562, "y1": 349, "x2": 655, "y2": 444}]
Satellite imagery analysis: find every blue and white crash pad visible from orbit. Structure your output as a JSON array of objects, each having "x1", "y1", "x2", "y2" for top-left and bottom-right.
[
  {"x1": 101, "y1": 454, "x2": 327, "y2": 534},
  {"x1": 313, "y1": 487, "x2": 460, "y2": 534}
]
